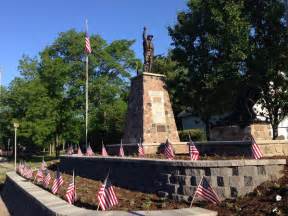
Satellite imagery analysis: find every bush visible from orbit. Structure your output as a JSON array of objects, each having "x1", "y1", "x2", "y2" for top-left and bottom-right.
[{"x1": 178, "y1": 129, "x2": 206, "y2": 142}]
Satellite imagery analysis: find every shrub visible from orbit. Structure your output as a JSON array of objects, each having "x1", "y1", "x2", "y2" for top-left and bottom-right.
[{"x1": 178, "y1": 129, "x2": 206, "y2": 141}]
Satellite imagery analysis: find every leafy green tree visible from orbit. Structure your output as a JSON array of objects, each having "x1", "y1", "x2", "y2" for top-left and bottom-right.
[
  {"x1": 169, "y1": 0, "x2": 250, "y2": 139},
  {"x1": 38, "y1": 29, "x2": 140, "y2": 152},
  {"x1": 7, "y1": 56, "x2": 56, "y2": 150},
  {"x1": 244, "y1": 0, "x2": 288, "y2": 138}
]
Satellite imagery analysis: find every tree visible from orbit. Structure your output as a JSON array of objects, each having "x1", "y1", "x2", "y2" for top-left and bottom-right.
[
  {"x1": 169, "y1": 0, "x2": 250, "y2": 139},
  {"x1": 38, "y1": 30, "x2": 140, "y2": 153},
  {"x1": 244, "y1": 0, "x2": 288, "y2": 139},
  {"x1": 3, "y1": 29, "x2": 140, "y2": 153}
]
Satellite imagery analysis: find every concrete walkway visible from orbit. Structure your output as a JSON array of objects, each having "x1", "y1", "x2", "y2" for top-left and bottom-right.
[{"x1": 0, "y1": 196, "x2": 10, "y2": 216}]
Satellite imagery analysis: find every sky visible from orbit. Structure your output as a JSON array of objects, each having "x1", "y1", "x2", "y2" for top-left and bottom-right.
[{"x1": 0, "y1": 0, "x2": 188, "y2": 86}]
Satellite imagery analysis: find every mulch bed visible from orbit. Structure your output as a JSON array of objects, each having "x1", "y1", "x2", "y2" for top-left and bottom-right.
[
  {"x1": 19, "y1": 156, "x2": 288, "y2": 214},
  {"x1": 30, "y1": 165, "x2": 189, "y2": 211}
]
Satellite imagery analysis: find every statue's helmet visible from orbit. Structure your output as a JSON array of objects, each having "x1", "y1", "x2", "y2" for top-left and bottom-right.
[{"x1": 147, "y1": 35, "x2": 153, "y2": 40}]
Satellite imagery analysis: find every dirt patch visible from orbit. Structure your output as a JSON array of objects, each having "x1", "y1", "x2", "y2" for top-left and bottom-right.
[{"x1": 31, "y1": 168, "x2": 189, "y2": 211}]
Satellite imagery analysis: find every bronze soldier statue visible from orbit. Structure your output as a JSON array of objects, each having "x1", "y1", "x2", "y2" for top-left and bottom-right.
[{"x1": 143, "y1": 26, "x2": 154, "y2": 72}]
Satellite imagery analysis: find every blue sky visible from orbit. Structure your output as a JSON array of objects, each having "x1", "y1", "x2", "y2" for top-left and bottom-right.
[{"x1": 0, "y1": 0, "x2": 187, "y2": 86}]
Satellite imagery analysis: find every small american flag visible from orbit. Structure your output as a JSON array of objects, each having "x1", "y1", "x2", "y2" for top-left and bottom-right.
[
  {"x1": 22, "y1": 164, "x2": 32, "y2": 179},
  {"x1": 164, "y1": 139, "x2": 175, "y2": 160},
  {"x1": 41, "y1": 157, "x2": 47, "y2": 171},
  {"x1": 66, "y1": 171, "x2": 76, "y2": 205},
  {"x1": 195, "y1": 177, "x2": 220, "y2": 204},
  {"x1": 51, "y1": 169, "x2": 64, "y2": 194},
  {"x1": 17, "y1": 161, "x2": 24, "y2": 176},
  {"x1": 43, "y1": 170, "x2": 51, "y2": 188},
  {"x1": 77, "y1": 146, "x2": 83, "y2": 156},
  {"x1": 86, "y1": 144, "x2": 94, "y2": 156},
  {"x1": 97, "y1": 174, "x2": 118, "y2": 210},
  {"x1": 102, "y1": 143, "x2": 108, "y2": 156},
  {"x1": 36, "y1": 168, "x2": 44, "y2": 183},
  {"x1": 138, "y1": 141, "x2": 145, "y2": 157},
  {"x1": 67, "y1": 145, "x2": 74, "y2": 155},
  {"x1": 251, "y1": 136, "x2": 263, "y2": 159},
  {"x1": 85, "y1": 20, "x2": 92, "y2": 54},
  {"x1": 119, "y1": 141, "x2": 125, "y2": 157},
  {"x1": 188, "y1": 137, "x2": 199, "y2": 160}
]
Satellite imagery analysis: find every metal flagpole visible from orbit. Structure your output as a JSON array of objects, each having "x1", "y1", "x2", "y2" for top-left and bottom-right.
[
  {"x1": 190, "y1": 176, "x2": 204, "y2": 208},
  {"x1": 85, "y1": 19, "x2": 89, "y2": 149}
]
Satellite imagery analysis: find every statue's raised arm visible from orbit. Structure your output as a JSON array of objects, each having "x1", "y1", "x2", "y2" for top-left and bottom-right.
[{"x1": 142, "y1": 26, "x2": 154, "y2": 72}]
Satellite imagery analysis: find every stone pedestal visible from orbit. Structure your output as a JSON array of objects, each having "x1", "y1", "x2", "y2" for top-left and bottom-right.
[
  {"x1": 123, "y1": 72, "x2": 179, "y2": 149},
  {"x1": 210, "y1": 123, "x2": 272, "y2": 141}
]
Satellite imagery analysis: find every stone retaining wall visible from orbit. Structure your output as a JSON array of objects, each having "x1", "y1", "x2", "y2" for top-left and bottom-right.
[
  {"x1": 106, "y1": 140, "x2": 288, "y2": 156},
  {"x1": 1, "y1": 172, "x2": 216, "y2": 216},
  {"x1": 60, "y1": 156, "x2": 286, "y2": 202}
]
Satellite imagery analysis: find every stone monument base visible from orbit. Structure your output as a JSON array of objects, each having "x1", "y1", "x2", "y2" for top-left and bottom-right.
[{"x1": 210, "y1": 123, "x2": 272, "y2": 141}]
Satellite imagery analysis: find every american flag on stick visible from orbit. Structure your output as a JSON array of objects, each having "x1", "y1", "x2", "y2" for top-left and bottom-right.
[
  {"x1": 22, "y1": 164, "x2": 33, "y2": 179},
  {"x1": 188, "y1": 135, "x2": 199, "y2": 160},
  {"x1": 77, "y1": 146, "x2": 83, "y2": 156},
  {"x1": 97, "y1": 172, "x2": 118, "y2": 211},
  {"x1": 191, "y1": 177, "x2": 220, "y2": 206},
  {"x1": 36, "y1": 168, "x2": 44, "y2": 183},
  {"x1": 85, "y1": 20, "x2": 92, "y2": 54},
  {"x1": 66, "y1": 170, "x2": 76, "y2": 205},
  {"x1": 251, "y1": 136, "x2": 263, "y2": 159},
  {"x1": 67, "y1": 145, "x2": 74, "y2": 155},
  {"x1": 43, "y1": 170, "x2": 51, "y2": 188},
  {"x1": 138, "y1": 138, "x2": 145, "y2": 157},
  {"x1": 164, "y1": 139, "x2": 175, "y2": 160},
  {"x1": 17, "y1": 161, "x2": 24, "y2": 176},
  {"x1": 41, "y1": 157, "x2": 47, "y2": 171},
  {"x1": 86, "y1": 144, "x2": 94, "y2": 156},
  {"x1": 51, "y1": 169, "x2": 64, "y2": 194},
  {"x1": 119, "y1": 140, "x2": 125, "y2": 157},
  {"x1": 102, "y1": 141, "x2": 108, "y2": 156}
]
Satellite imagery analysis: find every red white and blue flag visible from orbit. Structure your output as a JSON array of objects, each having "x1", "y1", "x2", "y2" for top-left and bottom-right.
[
  {"x1": 43, "y1": 170, "x2": 51, "y2": 188},
  {"x1": 67, "y1": 145, "x2": 74, "y2": 155},
  {"x1": 164, "y1": 139, "x2": 175, "y2": 160},
  {"x1": 85, "y1": 20, "x2": 92, "y2": 54},
  {"x1": 97, "y1": 173, "x2": 118, "y2": 210},
  {"x1": 119, "y1": 141, "x2": 125, "y2": 157},
  {"x1": 251, "y1": 136, "x2": 263, "y2": 159},
  {"x1": 66, "y1": 171, "x2": 76, "y2": 205},
  {"x1": 138, "y1": 140, "x2": 145, "y2": 157},
  {"x1": 102, "y1": 143, "x2": 108, "y2": 156},
  {"x1": 86, "y1": 144, "x2": 94, "y2": 156},
  {"x1": 41, "y1": 157, "x2": 47, "y2": 171},
  {"x1": 51, "y1": 169, "x2": 64, "y2": 194},
  {"x1": 23, "y1": 165, "x2": 33, "y2": 179},
  {"x1": 195, "y1": 177, "x2": 220, "y2": 204},
  {"x1": 36, "y1": 168, "x2": 44, "y2": 183},
  {"x1": 188, "y1": 136, "x2": 199, "y2": 160},
  {"x1": 77, "y1": 146, "x2": 83, "y2": 156}
]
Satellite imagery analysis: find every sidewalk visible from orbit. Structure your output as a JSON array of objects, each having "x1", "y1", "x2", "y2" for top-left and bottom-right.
[{"x1": 0, "y1": 196, "x2": 9, "y2": 216}]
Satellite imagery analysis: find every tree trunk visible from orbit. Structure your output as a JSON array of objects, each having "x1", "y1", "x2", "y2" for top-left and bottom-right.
[
  {"x1": 49, "y1": 144, "x2": 52, "y2": 156},
  {"x1": 272, "y1": 124, "x2": 278, "y2": 140},
  {"x1": 55, "y1": 134, "x2": 60, "y2": 157}
]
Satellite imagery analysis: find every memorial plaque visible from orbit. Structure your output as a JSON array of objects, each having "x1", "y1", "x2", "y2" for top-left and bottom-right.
[{"x1": 148, "y1": 91, "x2": 166, "y2": 124}]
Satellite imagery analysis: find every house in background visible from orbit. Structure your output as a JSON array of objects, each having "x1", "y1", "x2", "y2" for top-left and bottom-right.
[{"x1": 178, "y1": 104, "x2": 288, "y2": 140}]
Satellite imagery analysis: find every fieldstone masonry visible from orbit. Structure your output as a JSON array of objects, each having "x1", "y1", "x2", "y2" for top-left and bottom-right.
[
  {"x1": 210, "y1": 123, "x2": 272, "y2": 141},
  {"x1": 123, "y1": 72, "x2": 179, "y2": 151},
  {"x1": 60, "y1": 156, "x2": 286, "y2": 202}
]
